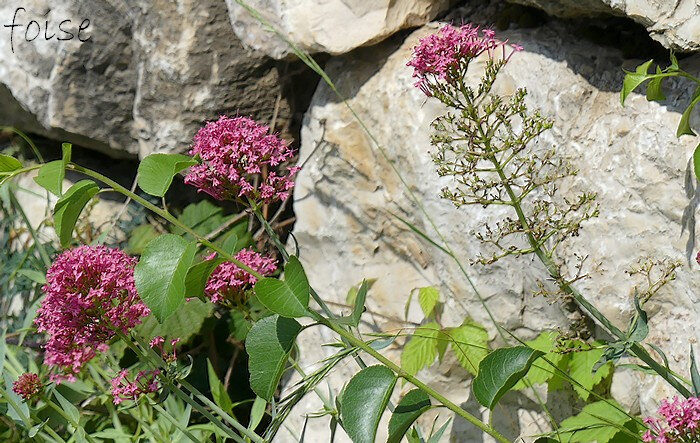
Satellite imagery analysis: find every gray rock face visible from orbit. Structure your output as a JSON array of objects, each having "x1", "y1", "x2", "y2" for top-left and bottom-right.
[
  {"x1": 508, "y1": 0, "x2": 700, "y2": 52},
  {"x1": 289, "y1": 5, "x2": 700, "y2": 441},
  {"x1": 224, "y1": 0, "x2": 452, "y2": 58},
  {"x1": 0, "y1": 0, "x2": 291, "y2": 158}
]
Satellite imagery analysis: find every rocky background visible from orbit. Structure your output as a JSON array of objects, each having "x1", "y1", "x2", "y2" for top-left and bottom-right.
[{"x1": 1, "y1": 0, "x2": 699, "y2": 441}]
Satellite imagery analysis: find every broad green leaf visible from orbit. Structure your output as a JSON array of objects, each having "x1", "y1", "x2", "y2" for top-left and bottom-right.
[
  {"x1": 124, "y1": 224, "x2": 159, "y2": 255},
  {"x1": 569, "y1": 345, "x2": 613, "y2": 400},
  {"x1": 418, "y1": 287, "x2": 439, "y2": 318},
  {"x1": 62, "y1": 143, "x2": 72, "y2": 166},
  {"x1": 340, "y1": 366, "x2": 396, "y2": 443},
  {"x1": 694, "y1": 143, "x2": 700, "y2": 182},
  {"x1": 513, "y1": 331, "x2": 563, "y2": 389},
  {"x1": 245, "y1": 315, "x2": 301, "y2": 401},
  {"x1": 230, "y1": 310, "x2": 252, "y2": 342},
  {"x1": 253, "y1": 256, "x2": 309, "y2": 318},
  {"x1": 134, "y1": 234, "x2": 197, "y2": 323},
  {"x1": 53, "y1": 180, "x2": 99, "y2": 248},
  {"x1": 0, "y1": 154, "x2": 22, "y2": 172},
  {"x1": 171, "y1": 200, "x2": 222, "y2": 236},
  {"x1": 678, "y1": 87, "x2": 700, "y2": 137},
  {"x1": 558, "y1": 400, "x2": 631, "y2": 443},
  {"x1": 207, "y1": 360, "x2": 233, "y2": 414},
  {"x1": 646, "y1": 67, "x2": 666, "y2": 101},
  {"x1": 337, "y1": 279, "x2": 368, "y2": 326},
  {"x1": 444, "y1": 320, "x2": 490, "y2": 376},
  {"x1": 627, "y1": 296, "x2": 648, "y2": 342},
  {"x1": 248, "y1": 396, "x2": 266, "y2": 431},
  {"x1": 184, "y1": 257, "x2": 225, "y2": 300},
  {"x1": 34, "y1": 160, "x2": 64, "y2": 196},
  {"x1": 387, "y1": 389, "x2": 431, "y2": 443},
  {"x1": 472, "y1": 346, "x2": 544, "y2": 409},
  {"x1": 401, "y1": 322, "x2": 440, "y2": 376},
  {"x1": 137, "y1": 153, "x2": 197, "y2": 197},
  {"x1": 136, "y1": 298, "x2": 213, "y2": 345},
  {"x1": 16, "y1": 269, "x2": 46, "y2": 285},
  {"x1": 620, "y1": 60, "x2": 653, "y2": 105}
]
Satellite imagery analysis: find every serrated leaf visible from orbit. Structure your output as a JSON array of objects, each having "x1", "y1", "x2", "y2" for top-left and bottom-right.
[
  {"x1": 245, "y1": 315, "x2": 301, "y2": 401},
  {"x1": 620, "y1": 60, "x2": 653, "y2": 105},
  {"x1": 0, "y1": 154, "x2": 22, "y2": 172},
  {"x1": 387, "y1": 389, "x2": 431, "y2": 443},
  {"x1": 558, "y1": 400, "x2": 631, "y2": 443},
  {"x1": 207, "y1": 359, "x2": 233, "y2": 415},
  {"x1": 444, "y1": 320, "x2": 489, "y2": 376},
  {"x1": 340, "y1": 366, "x2": 396, "y2": 443},
  {"x1": 134, "y1": 234, "x2": 197, "y2": 323},
  {"x1": 254, "y1": 256, "x2": 309, "y2": 318},
  {"x1": 678, "y1": 86, "x2": 700, "y2": 137},
  {"x1": 53, "y1": 180, "x2": 99, "y2": 248},
  {"x1": 513, "y1": 331, "x2": 564, "y2": 389},
  {"x1": 34, "y1": 160, "x2": 64, "y2": 196},
  {"x1": 472, "y1": 346, "x2": 544, "y2": 409},
  {"x1": 401, "y1": 322, "x2": 440, "y2": 376},
  {"x1": 418, "y1": 287, "x2": 439, "y2": 318},
  {"x1": 137, "y1": 153, "x2": 197, "y2": 197},
  {"x1": 569, "y1": 345, "x2": 613, "y2": 400}
]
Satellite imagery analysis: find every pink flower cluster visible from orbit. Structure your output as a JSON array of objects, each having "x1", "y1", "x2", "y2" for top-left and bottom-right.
[
  {"x1": 149, "y1": 336, "x2": 180, "y2": 363},
  {"x1": 35, "y1": 246, "x2": 150, "y2": 382},
  {"x1": 12, "y1": 373, "x2": 43, "y2": 401},
  {"x1": 407, "y1": 24, "x2": 522, "y2": 95},
  {"x1": 204, "y1": 249, "x2": 277, "y2": 304},
  {"x1": 111, "y1": 369, "x2": 160, "y2": 405},
  {"x1": 184, "y1": 116, "x2": 299, "y2": 203},
  {"x1": 643, "y1": 396, "x2": 700, "y2": 442}
]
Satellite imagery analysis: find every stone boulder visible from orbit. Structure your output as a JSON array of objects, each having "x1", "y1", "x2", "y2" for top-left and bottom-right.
[
  {"x1": 224, "y1": 0, "x2": 452, "y2": 58},
  {"x1": 288, "y1": 2, "x2": 700, "y2": 440},
  {"x1": 0, "y1": 0, "x2": 292, "y2": 158},
  {"x1": 508, "y1": 0, "x2": 700, "y2": 52}
]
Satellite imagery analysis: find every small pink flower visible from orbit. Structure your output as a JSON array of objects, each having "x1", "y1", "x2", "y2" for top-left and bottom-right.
[
  {"x1": 184, "y1": 116, "x2": 299, "y2": 204},
  {"x1": 204, "y1": 249, "x2": 277, "y2": 305},
  {"x1": 407, "y1": 24, "x2": 521, "y2": 96},
  {"x1": 111, "y1": 369, "x2": 160, "y2": 405},
  {"x1": 149, "y1": 336, "x2": 165, "y2": 349},
  {"x1": 12, "y1": 373, "x2": 43, "y2": 401},
  {"x1": 35, "y1": 246, "x2": 149, "y2": 382},
  {"x1": 695, "y1": 250, "x2": 700, "y2": 265},
  {"x1": 642, "y1": 396, "x2": 700, "y2": 442}
]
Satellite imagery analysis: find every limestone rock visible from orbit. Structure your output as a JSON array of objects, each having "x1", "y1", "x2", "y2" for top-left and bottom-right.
[
  {"x1": 507, "y1": 0, "x2": 700, "y2": 52},
  {"x1": 0, "y1": 0, "x2": 291, "y2": 158},
  {"x1": 224, "y1": 0, "x2": 453, "y2": 58},
  {"x1": 289, "y1": 6, "x2": 700, "y2": 441}
]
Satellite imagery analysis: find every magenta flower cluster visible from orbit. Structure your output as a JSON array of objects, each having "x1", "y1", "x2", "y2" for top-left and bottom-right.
[
  {"x1": 204, "y1": 248, "x2": 277, "y2": 304},
  {"x1": 643, "y1": 396, "x2": 700, "y2": 442},
  {"x1": 12, "y1": 373, "x2": 43, "y2": 401},
  {"x1": 407, "y1": 24, "x2": 522, "y2": 95},
  {"x1": 111, "y1": 369, "x2": 160, "y2": 405},
  {"x1": 184, "y1": 116, "x2": 299, "y2": 203},
  {"x1": 35, "y1": 246, "x2": 150, "y2": 382},
  {"x1": 149, "y1": 336, "x2": 180, "y2": 363}
]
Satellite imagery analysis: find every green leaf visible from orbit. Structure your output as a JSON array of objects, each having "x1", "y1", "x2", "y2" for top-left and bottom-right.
[
  {"x1": 472, "y1": 346, "x2": 544, "y2": 409},
  {"x1": 253, "y1": 256, "x2": 309, "y2": 318},
  {"x1": 171, "y1": 200, "x2": 222, "y2": 237},
  {"x1": 620, "y1": 59, "x2": 653, "y2": 105},
  {"x1": 16, "y1": 269, "x2": 46, "y2": 285},
  {"x1": 418, "y1": 287, "x2": 439, "y2": 318},
  {"x1": 61, "y1": 143, "x2": 72, "y2": 166},
  {"x1": 693, "y1": 143, "x2": 700, "y2": 182},
  {"x1": 401, "y1": 322, "x2": 440, "y2": 376},
  {"x1": 53, "y1": 180, "x2": 99, "y2": 248},
  {"x1": 569, "y1": 345, "x2": 613, "y2": 400},
  {"x1": 136, "y1": 298, "x2": 213, "y2": 345},
  {"x1": 444, "y1": 320, "x2": 490, "y2": 376},
  {"x1": 426, "y1": 418, "x2": 451, "y2": 443},
  {"x1": 248, "y1": 396, "x2": 266, "y2": 432},
  {"x1": 558, "y1": 400, "x2": 631, "y2": 443},
  {"x1": 0, "y1": 154, "x2": 22, "y2": 173},
  {"x1": 184, "y1": 258, "x2": 225, "y2": 300},
  {"x1": 134, "y1": 234, "x2": 197, "y2": 323},
  {"x1": 137, "y1": 153, "x2": 197, "y2": 197},
  {"x1": 627, "y1": 296, "x2": 648, "y2": 342},
  {"x1": 645, "y1": 67, "x2": 666, "y2": 101},
  {"x1": 513, "y1": 331, "x2": 564, "y2": 389},
  {"x1": 3, "y1": 373, "x2": 30, "y2": 426},
  {"x1": 340, "y1": 366, "x2": 396, "y2": 443},
  {"x1": 690, "y1": 347, "x2": 700, "y2": 396},
  {"x1": 124, "y1": 224, "x2": 160, "y2": 255},
  {"x1": 34, "y1": 160, "x2": 64, "y2": 196},
  {"x1": 678, "y1": 87, "x2": 700, "y2": 137},
  {"x1": 245, "y1": 315, "x2": 302, "y2": 401},
  {"x1": 207, "y1": 360, "x2": 233, "y2": 414},
  {"x1": 230, "y1": 310, "x2": 252, "y2": 342},
  {"x1": 387, "y1": 389, "x2": 431, "y2": 443},
  {"x1": 54, "y1": 390, "x2": 80, "y2": 425},
  {"x1": 337, "y1": 279, "x2": 368, "y2": 326}
]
